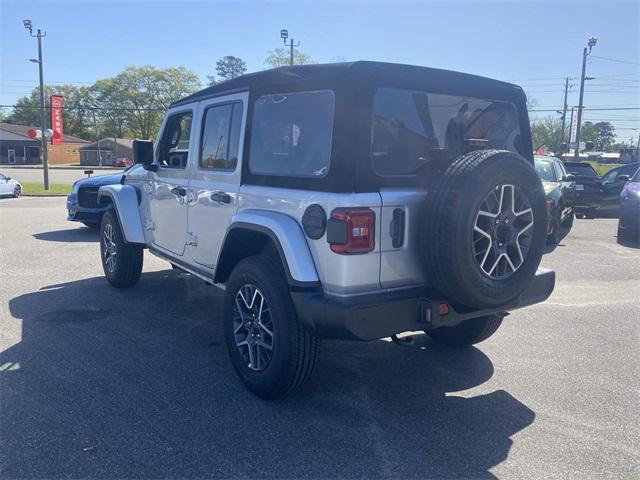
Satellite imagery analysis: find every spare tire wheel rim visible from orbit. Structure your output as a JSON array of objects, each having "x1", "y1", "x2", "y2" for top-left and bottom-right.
[
  {"x1": 473, "y1": 184, "x2": 534, "y2": 279},
  {"x1": 232, "y1": 284, "x2": 274, "y2": 371}
]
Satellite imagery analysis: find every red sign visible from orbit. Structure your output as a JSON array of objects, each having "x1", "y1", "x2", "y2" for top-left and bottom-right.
[{"x1": 50, "y1": 95, "x2": 64, "y2": 144}]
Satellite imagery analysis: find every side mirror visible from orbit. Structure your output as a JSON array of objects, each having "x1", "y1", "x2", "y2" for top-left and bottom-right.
[
  {"x1": 617, "y1": 174, "x2": 630, "y2": 183},
  {"x1": 562, "y1": 174, "x2": 576, "y2": 182},
  {"x1": 133, "y1": 140, "x2": 156, "y2": 171}
]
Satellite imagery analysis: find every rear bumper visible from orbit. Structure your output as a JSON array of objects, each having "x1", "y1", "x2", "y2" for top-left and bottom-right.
[
  {"x1": 292, "y1": 267, "x2": 555, "y2": 341},
  {"x1": 573, "y1": 191, "x2": 602, "y2": 211}
]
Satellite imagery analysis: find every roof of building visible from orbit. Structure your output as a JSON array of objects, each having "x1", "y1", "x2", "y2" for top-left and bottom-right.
[
  {"x1": 79, "y1": 138, "x2": 133, "y2": 150},
  {"x1": 173, "y1": 61, "x2": 524, "y2": 107},
  {"x1": 0, "y1": 122, "x2": 89, "y2": 143}
]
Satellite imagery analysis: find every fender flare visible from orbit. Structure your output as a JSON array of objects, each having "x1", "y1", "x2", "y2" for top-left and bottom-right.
[
  {"x1": 97, "y1": 184, "x2": 146, "y2": 244},
  {"x1": 215, "y1": 209, "x2": 320, "y2": 288}
]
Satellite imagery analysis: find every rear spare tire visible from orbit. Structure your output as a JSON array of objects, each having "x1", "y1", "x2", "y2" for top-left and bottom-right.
[{"x1": 423, "y1": 149, "x2": 546, "y2": 309}]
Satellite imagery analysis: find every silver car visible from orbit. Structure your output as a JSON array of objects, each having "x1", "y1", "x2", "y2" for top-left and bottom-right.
[
  {"x1": 95, "y1": 62, "x2": 555, "y2": 398},
  {"x1": 0, "y1": 173, "x2": 22, "y2": 198}
]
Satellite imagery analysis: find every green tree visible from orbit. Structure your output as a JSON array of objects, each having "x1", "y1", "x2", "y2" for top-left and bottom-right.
[
  {"x1": 209, "y1": 56, "x2": 247, "y2": 84},
  {"x1": 580, "y1": 121, "x2": 598, "y2": 146},
  {"x1": 88, "y1": 78, "x2": 132, "y2": 139},
  {"x1": 531, "y1": 116, "x2": 566, "y2": 154},
  {"x1": 264, "y1": 47, "x2": 315, "y2": 68},
  {"x1": 110, "y1": 65, "x2": 201, "y2": 139},
  {"x1": 593, "y1": 122, "x2": 616, "y2": 151}
]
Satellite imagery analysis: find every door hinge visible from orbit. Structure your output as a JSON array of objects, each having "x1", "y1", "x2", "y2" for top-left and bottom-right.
[
  {"x1": 186, "y1": 232, "x2": 198, "y2": 247},
  {"x1": 143, "y1": 217, "x2": 156, "y2": 231}
]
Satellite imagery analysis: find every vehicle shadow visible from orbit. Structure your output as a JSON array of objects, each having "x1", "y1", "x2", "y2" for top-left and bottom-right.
[
  {"x1": 33, "y1": 227, "x2": 99, "y2": 243},
  {"x1": 543, "y1": 222, "x2": 571, "y2": 254},
  {"x1": 3, "y1": 270, "x2": 535, "y2": 479}
]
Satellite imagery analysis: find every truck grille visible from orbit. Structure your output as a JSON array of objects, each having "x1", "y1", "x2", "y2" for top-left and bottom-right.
[{"x1": 77, "y1": 187, "x2": 99, "y2": 208}]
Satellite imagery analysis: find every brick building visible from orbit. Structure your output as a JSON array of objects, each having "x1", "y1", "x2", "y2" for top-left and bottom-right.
[
  {"x1": 0, "y1": 122, "x2": 89, "y2": 165},
  {"x1": 79, "y1": 138, "x2": 133, "y2": 166}
]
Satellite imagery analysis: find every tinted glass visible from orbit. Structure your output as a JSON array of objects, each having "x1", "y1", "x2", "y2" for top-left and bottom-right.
[
  {"x1": 535, "y1": 158, "x2": 556, "y2": 182},
  {"x1": 602, "y1": 168, "x2": 619, "y2": 184},
  {"x1": 632, "y1": 167, "x2": 640, "y2": 182},
  {"x1": 157, "y1": 111, "x2": 192, "y2": 169},
  {"x1": 564, "y1": 163, "x2": 597, "y2": 177},
  {"x1": 553, "y1": 160, "x2": 564, "y2": 181},
  {"x1": 200, "y1": 102, "x2": 242, "y2": 171},
  {"x1": 249, "y1": 91, "x2": 334, "y2": 178},
  {"x1": 372, "y1": 88, "x2": 521, "y2": 176}
]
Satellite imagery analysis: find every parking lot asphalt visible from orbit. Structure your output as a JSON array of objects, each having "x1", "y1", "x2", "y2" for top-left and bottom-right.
[
  {"x1": 1, "y1": 197, "x2": 639, "y2": 479},
  {"x1": 1, "y1": 167, "x2": 122, "y2": 185}
]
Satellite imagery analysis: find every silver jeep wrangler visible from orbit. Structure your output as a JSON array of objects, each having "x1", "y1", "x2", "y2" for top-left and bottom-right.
[{"x1": 98, "y1": 62, "x2": 555, "y2": 398}]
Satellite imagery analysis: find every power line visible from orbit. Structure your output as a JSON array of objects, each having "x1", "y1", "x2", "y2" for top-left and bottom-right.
[{"x1": 591, "y1": 55, "x2": 640, "y2": 66}]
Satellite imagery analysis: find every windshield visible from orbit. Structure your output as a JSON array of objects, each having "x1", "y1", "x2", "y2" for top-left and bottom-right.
[
  {"x1": 535, "y1": 158, "x2": 556, "y2": 182},
  {"x1": 564, "y1": 162, "x2": 597, "y2": 177},
  {"x1": 371, "y1": 88, "x2": 522, "y2": 177}
]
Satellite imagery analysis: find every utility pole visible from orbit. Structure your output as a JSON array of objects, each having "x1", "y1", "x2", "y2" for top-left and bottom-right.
[
  {"x1": 560, "y1": 77, "x2": 570, "y2": 150},
  {"x1": 23, "y1": 19, "x2": 49, "y2": 190},
  {"x1": 280, "y1": 29, "x2": 300, "y2": 66},
  {"x1": 92, "y1": 110, "x2": 102, "y2": 167},
  {"x1": 574, "y1": 36, "x2": 598, "y2": 160}
]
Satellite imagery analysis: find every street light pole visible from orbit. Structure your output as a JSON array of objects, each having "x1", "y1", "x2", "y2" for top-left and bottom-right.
[
  {"x1": 574, "y1": 36, "x2": 597, "y2": 160},
  {"x1": 560, "y1": 77, "x2": 570, "y2": 150},
  {"x1": 23, "y1": 20, "x2": 49, "y2": 190},
  {"x1": 280, "y1": 29, "x2": 300, "y2": 66}
]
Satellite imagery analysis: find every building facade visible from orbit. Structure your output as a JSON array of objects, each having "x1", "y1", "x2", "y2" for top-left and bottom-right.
[
  {"x1": 79, "y1": 138, "x2": 133, "y2": 166},
  {"x1": 0, "y1": 123, "x2": 89, "y2": 165}
]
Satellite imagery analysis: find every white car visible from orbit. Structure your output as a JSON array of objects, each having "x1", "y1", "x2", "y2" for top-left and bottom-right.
[{"x1": 0, "y1": 173, "x2": 22, "y2": 198}]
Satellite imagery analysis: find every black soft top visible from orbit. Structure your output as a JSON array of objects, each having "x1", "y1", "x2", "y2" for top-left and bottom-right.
[{"x1": 172, "y1": 61, "x2": 527, "y2": 107}]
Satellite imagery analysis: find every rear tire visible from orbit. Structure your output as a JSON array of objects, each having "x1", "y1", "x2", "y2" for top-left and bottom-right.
[
  {"x1": 426, "y1": 314, "x2": 504, "y2": 347},
  {"x1": 562, "y1": 212, "x2": 574, "y2": 230},
  {"x1": 223, "y1": 255, "x2": 319, "y2": 398},
  {"x1": 100, "y1": 210, "x2": 143, "y2": 288},
  {"x1": 547, "y1": 213, "x2": 561, "y2": 245},
  {"x1": 423, "y1": 150, "x2": 547, "y2": 309}
]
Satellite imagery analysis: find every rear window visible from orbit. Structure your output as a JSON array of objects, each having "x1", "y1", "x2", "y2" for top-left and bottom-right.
[
  {"x1": 564, "y1": 163, "x2": 598, "y2": 177},
  {"x1": 249, "y1": 90, "x2": 334, "y2": 178},
  {"x1": 372, "y1": 88, "x2": 521, "y2": 177}
]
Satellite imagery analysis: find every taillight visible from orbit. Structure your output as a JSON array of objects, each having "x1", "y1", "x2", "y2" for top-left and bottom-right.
[
  {"x1": 546, "y1": 199, "x2": 554, "y2": 210},
  {"x1": 327, "y1": 208, "x2": 375, "y2": 254}
]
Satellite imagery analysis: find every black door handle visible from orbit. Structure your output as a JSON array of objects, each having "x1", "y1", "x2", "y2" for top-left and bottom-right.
[
  {"x1": 171, "y1": 186, "x2": 187, "y2": 196},
  {"x1": 211, "y1": 191, "x2": 231, "y2": 204}
]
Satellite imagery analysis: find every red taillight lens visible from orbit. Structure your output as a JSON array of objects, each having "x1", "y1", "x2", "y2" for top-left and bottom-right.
[
  {"x1": 546, "y1": 199, "x2": 554, "y2": 210},
  {"x1": 328, "y1": 208, "x2": 375, "y2": 254}
]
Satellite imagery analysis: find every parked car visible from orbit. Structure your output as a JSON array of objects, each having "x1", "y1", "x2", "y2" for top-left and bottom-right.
[
  {"x1": 67, "y1": 165, "x2": 143, "y2": 228},
  {"x1": 96, "y1": 62, "x2": 554, "y2": 398},
  {"x1": 618, "y1": 167, "x2": 640, "y2": 240},
  {"x1": 114, "y1": 157, "x2": 133, "y2": 168},
  {"x1": 600, "y1": 162, "x2": 640, "y2": 214},
  {"x1": 534, "y1": 155, "x2": 575, "y2": 244},
  {"x1": 561, "y1": 161, "x2": 603, "y2": 218},
  {"x1": 0, "y1": 173, "x2": 22, "y2": 198}
]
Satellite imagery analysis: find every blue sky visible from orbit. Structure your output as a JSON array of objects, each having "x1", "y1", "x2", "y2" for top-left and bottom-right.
[{"x1": 1, "y1": 0, "x2": 638, "y2": 141}]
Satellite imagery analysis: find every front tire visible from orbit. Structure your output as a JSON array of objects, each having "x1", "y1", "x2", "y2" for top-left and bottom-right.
[
  {"x1": 426, "y1": 314, "x2": 504, "y2": 347},
  {"x1": 223, "y1": 255, "x2": 319, "y2": 398},
  {"x1": 100, "y1": 210, "x2": 143, "y2": 288},
  {"x1": 13, "y1": 186, "x2": 21, "y2": 198},
  {"x1": 547, "y1": 212, "x2": 561, "y2": 245}
]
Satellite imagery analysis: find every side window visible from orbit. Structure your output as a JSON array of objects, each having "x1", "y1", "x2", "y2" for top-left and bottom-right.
[
  {"x1": 157, "y1": 111, "x2": 193, "y2": 169},
  {"x1": 199, "y1": 102, "x2": 242, "y2": 171},
  {"x1": 249, "y1": 90, "x2": 334, "y2": 178},
  {"x1": 602, "y1": 169, "x2": 619, "y2": 185},
  {"x1": 553, "y1": 160, "x2": 564, "y2": 181}
]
